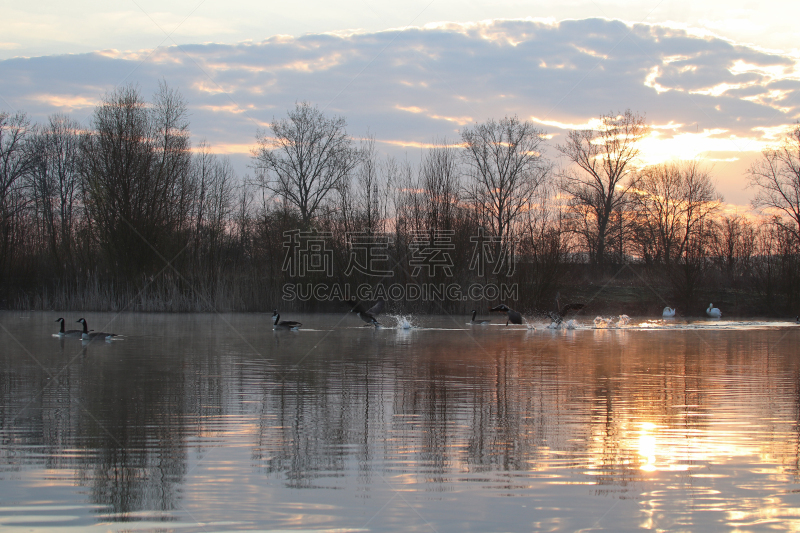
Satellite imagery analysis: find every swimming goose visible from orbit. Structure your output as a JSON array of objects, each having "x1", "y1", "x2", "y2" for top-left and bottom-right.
[
  {"x1": 76, "y1": 318, "x2": 118, "y2": 340},
  {"x1": 272, "y1": 310, "x2": 302, "y2": 330},
  {"x1": 55, "y1": 317, "x2": 82, "y2": 338},
  {"x1": 706, "y1": 303, "x2": 722, "y2": 318},
  {"x1": 349, "y1": 299, "x2": 384, "y2": 327},
  {"x1": 490, "y1": 304, "x2": 523, "y2": 326},
  {"x1": 548, "y1": 292, "x2": 585, "y2": 325},
  {"x1": 470, "y1": 310, "x2": 490, "y2": 324},
  {"x1": 662, "y1": 307, "x2": 676, "y2": 317}
]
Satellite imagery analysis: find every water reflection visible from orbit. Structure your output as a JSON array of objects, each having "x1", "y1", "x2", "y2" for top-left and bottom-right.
[{"x1": 1, "y1": 312, "x2": 799, "y2": 531}]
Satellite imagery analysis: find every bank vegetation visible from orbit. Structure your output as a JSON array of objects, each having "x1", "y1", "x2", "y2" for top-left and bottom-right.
[{"x1": 1, "y1": 84, "x2": 798, "y2": 317}]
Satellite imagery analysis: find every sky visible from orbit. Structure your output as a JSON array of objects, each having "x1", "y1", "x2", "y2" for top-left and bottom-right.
[{"x1": 1, "y1": 0, "x2": 799, "y2": 206}]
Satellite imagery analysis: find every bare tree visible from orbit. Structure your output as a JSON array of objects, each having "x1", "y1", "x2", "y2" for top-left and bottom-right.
[
  {"x1": 461, "y1": 116, "x2": 551, "y2": 263},
  {"x1": 421, "y1": 139, "x2": 461, "y2": 232},
  {"x1": 709, "y1": 214, "x2": 756, "y2": 283},
  {"x1": 80, "y1": 83, "x2": 193, "y2": 279},
  {"x1": 152, "y1": 81, "x2": 195, "y2": 235},
  {"x1": 748, "y1": 123, "x2": 800, "y2": 245},
  {"x1": 252, "y1": 102, "x2": 361, "y2": 227},
  {"x1": 559, "y1": 110, "x2": 649, "y2": 267},
  {"x1": 27, "y1": 114, "x2": 83, "y2": 271},
  {"x1": 631, "y1": 160, "x2": 718, "y2": 266},
  {"x1": 0, "y1": 111, "x2": 34, "y2": 280},
  {"x1": 346, "y1": 134, "x2": 392, "y2": 234},
  {"x1": 192, "y1": 141, "x2": 236, "y2": 274},
  {"x1": 631, "y1": 160, "x2": 720, "y2": 307}
]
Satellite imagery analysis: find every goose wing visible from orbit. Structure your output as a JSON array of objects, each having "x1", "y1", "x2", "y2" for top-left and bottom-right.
[
  {"x1": 366, "y1": 300, "x2": 385, "y2": 316},
  {"x1": 348, "y1": 299, "x2": 369, "y2": 314}
]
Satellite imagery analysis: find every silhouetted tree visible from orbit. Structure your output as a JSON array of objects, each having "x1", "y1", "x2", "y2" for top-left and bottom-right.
[
  {"x1": 0, "y1": 111, "x2": 34, "y2": 282},
  {"x1": 748, "y1": 123, "x2": 800, "y2": 245},
  {"x1": 462, "y1": 116, "x2": 551, "y2": 268},
  {"x1": 80, "y1": 83, "x2": 193, "y2": 281},
  {"x1": 252, "y1": 102, "x2": 361, "y2": 227},
  {"x1": 631, "y1": 160, "x2": 719, "y2": 308},
  {"x1": 27, "y1": 114, "x2": 83, "y2": 273},
  {"x1": 559, "y1": 110, "x2": 648, "y2": 268}
]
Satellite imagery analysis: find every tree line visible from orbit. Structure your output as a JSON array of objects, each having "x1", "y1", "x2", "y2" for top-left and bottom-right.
[{"x1": 1, "y1": 83, "x2": 798, "y2": 316}]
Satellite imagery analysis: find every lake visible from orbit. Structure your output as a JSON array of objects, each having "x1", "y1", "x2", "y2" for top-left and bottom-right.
[{"x1": 1, "y1": 311, "x2": 799, "y2": 532}]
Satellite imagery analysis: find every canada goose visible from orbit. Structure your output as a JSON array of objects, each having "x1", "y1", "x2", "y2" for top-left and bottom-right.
[
  {"x1": 706, "y1": 303, "x2": 722, "y2": 318},
  {"x1": 548, "y1": 292, "x2": 585, "y2": 325},
  {"x1": 470, "y1": 310, "x2": 490, "y2": 324},
  {"x1": 349, "y1": 299, "x2": 384, "y2": 327},
  {"x1": 662, "y1": 307, "x2": 676, "y2": 317},
  {"x1": 490, "y1": 304, "x2": 523, "y2": 326},
  {"x1": 55, "y1": 317, "x2": 82, "y2": 338},
  {"x1": 76, "y1": 318, "x2": 117, "y2": 340},
  {"x1": 272, "y1": 310, "x2": 302, "y2": 330}
]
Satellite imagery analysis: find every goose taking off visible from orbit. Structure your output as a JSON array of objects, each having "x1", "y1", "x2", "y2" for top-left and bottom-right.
[
  {"x1": 76, "y1": 318, "x2": 118, "y2": 340},
  {"x1": 272, "y1": 310, "x2": 302, "y2": 330},
  {"x1": 662, "y1": 307, "x2": 676, "y2": 317},
  {"x1": 706, "y1": 303, "x2": 722, "y2": 318},
  {"x1": 490, "y1": 304, "x2": 523, "y2": 326},
  {"x1": 470, "y1": 310, "x2": 490, "y2": 325},
  {"x1": 349, "y1": 299, "x2": 384, "y2": 327},
  {"x1": 55, "y1": 318, "x2": 82, "y2": 338},
  {"x1": 548, "y1": 292, "x2": 585, "y2": 325}
]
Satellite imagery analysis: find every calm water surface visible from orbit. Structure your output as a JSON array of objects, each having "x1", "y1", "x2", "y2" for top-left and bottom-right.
[{"x1": 1, "y1": 311, "x2": 799, "y2": 532}]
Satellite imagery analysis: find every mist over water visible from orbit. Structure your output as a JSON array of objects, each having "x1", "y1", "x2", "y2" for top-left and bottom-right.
[{"x1": 1, "y1": 312, "x2": 799, "y2": 532}]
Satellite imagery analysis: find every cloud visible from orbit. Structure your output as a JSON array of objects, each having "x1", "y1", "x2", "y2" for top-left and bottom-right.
[
  {"x1": 26, "y1": 93, "x2": 101, "y2": 111},
  {"x1": 0, "y1": 18, "x2": 798, "y2": 205}
]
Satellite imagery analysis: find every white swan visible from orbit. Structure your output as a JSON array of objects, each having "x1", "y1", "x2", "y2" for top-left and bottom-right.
[
  {"x1": 662, "y1": 307, "x2": 676, "y2": 318},
  {"x1": 706, "y1": 303, "x2": 722, "y2": 318}
]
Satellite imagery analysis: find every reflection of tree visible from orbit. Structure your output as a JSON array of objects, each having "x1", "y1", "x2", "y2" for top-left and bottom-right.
[
  {"x1": 0, "y1": 316, "x2": 228, "y2": 518},
  {"x1": 252, "y1": 330, "x2": 800, "y2": 495},
  {"x1": 75, "y1": 334, "x2": 210, "y2": 516},
  {"x1": 253, "y1": 334, "x2": 389, "y2": 489},
  {"x1": 6, "y1": 315, "x2": 800, "y2": 522}
]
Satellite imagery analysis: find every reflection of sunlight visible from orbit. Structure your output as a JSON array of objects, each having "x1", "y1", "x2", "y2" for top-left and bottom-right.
[{"x1": 638, "y1": 422, "x2": 657, "y2": 472}]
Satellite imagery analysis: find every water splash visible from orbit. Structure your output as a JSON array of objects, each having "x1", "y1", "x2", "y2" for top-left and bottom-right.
[
  {"x1": 546, "y1": 320, "x2": 576, "y2": 330},
  {"x1": 593, "y1": 316, "x2": 610, "y2": 329},
  {"x1": 387, "y1": 314, "x2": 415, "y2": 329},
  {"x1": 594, "y1": 315, "x2": 631, "y2": 329}
]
